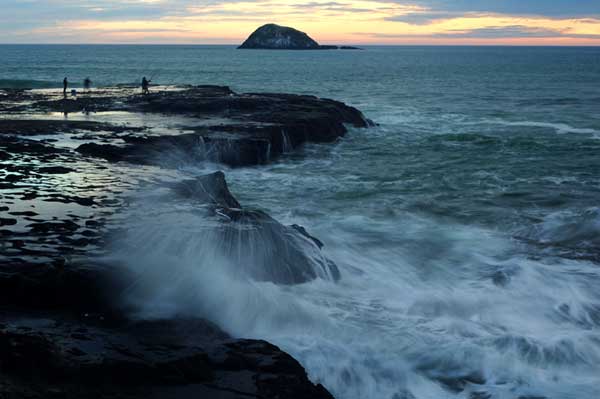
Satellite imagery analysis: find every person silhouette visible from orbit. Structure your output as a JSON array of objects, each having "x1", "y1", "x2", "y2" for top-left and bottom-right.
[
  {"x1": 83, "y1": 77, "x2": 91, "y2": 92},
  {"x1": 63, "y1": 77, "x2": 68, "y2": 97},
  {"x1": 141, "y1": 76, "x2": 151, "y2": 95}
]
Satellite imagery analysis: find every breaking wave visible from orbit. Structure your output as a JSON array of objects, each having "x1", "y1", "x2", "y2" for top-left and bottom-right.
[
  {"x1": 106, "y1": 178, "x2": 600, "y2": 399},
  {"x1": 482, "y1": 119, "x2": 599, "y2": 136}
]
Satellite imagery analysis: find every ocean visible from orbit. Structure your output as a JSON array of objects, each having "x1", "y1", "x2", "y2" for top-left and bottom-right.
[{"x1": 2, "y1": 45, "x2": 600, "y2": 399}]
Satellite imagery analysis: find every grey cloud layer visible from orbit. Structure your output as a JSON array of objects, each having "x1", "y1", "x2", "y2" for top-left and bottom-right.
[
  {"x1": 2, "y1": 0, "x2": 600, "y2": 42},
  {"x1": 399, "y1": 0, "x2": 600, "y2": 18}
]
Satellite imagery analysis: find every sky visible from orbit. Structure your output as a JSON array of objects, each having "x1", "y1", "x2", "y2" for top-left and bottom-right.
[{"x1": 2, "y1": 0, "x2": 600, "y2": 45}]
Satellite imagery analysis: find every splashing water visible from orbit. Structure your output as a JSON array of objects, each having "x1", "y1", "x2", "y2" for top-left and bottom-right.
[
  {"x1": 104, "y1": 155, "x2": 600, "y2": 399},
  {"x1": 15, "y1": 45, "x2": 596, "y2": 398}
]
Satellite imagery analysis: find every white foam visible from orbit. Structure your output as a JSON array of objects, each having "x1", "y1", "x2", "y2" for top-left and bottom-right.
[
  {"x1": 105, "y1": 197, "x2": 600, "y2": 399},
  {"x1": 480, "y1": 119, "x2": 599, "y2": 135}
]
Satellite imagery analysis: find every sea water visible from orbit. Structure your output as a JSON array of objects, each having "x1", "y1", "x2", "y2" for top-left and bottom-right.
[{"x1": 2, "y1": 45, "x2": 600, "y2": 399}]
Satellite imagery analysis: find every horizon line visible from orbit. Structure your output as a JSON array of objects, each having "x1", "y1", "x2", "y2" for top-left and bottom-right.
[{"x1": 1, "y1": 43, "x2": 599, "y2": 47}]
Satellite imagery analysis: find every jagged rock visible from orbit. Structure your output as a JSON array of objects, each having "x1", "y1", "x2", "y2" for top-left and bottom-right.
[
  {"x1": 238, "y1": 24, "x2": 363, "y2": 51},
  {"x1": 238, "y1": 23, "x2": 320, "y2": 50},
  {"x1": 77, "y1": 133, "x2": 271, "y2": 167},
  {"x1": 73, "y1": 86, "x2": 370, "y2": 167},
  {"x1": 0, "y1": 255, "x2": 336, "y2": 398},
  {"x1": 0, "y1": 314, "x2": 334, "y2": 399},
  {"x1": 173, "y1": 170, "x2": 241, "y2": 208},
  {"x1": 217, "y1": 207, "x2": 341, "y2": 284},
  {"x1": 172, "y1": 172, "x2": 341, "y2": 284},
  {"x1": 291, "y1": 224, "x2": 325, "y2": 249}
]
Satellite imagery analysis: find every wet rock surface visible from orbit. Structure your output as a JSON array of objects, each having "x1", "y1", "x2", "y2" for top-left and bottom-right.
[
  {"x1": 73, "y1": 87, "x2": 368, "y2": 167},
  {"x1": 172, "y1": 172, "x2": 340, "y2": 284},
  {"x1": 0, "y1": 86, "x2": 365, "y2": 398},
  {"x1": 1, "y1": 85, "x2": 370, "y2": 167},
  {"x1": 1, "y1": 85, "x2": 367, "y2": 268},
  {"x1": 0, "y1": 310, "x2": 334, "y2": 399}
]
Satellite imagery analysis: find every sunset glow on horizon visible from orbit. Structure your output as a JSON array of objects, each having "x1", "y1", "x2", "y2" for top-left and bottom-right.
[{"x1": 4, "y1": 0, "x2": 600, "y2": 45}]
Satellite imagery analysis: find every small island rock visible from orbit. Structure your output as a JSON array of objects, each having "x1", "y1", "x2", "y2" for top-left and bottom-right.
[
  {"x1": 238, "y1": 23, "x2": 320, "y2": 50},
  {"x1": 238, "y1": 23, "x2": 363, "y2": 50}
]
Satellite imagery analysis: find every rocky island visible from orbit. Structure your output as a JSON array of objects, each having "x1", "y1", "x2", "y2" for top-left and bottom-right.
[
  {"x1": 0, "y1": 86, "x2": 371, "y2": 398},
  {"x1": 238, "y1": 24, "x2": 362, "y2": 50}
]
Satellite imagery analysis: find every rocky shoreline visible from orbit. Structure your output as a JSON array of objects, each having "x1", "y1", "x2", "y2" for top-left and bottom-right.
[{"x1": 0, "y1": 86, "x2": 371, "y2": 398}]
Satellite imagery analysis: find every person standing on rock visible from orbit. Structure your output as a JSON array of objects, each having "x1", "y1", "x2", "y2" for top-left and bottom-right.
[
  {"x1": 63, "y1": 77, "x2": 68, "y2": 97},
  {"x1": 83, "y1": 77, "x2": 92, "y2": 93},
  {"x1": 141, "y1": 76, "x2": 151, "y2": 95}
]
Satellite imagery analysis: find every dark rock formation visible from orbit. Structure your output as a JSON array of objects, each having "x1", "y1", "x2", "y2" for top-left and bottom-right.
[
  {"x1": 318, "y1": 45, "x2": 339, "y2": 50},
  {"x1": 70, "y1": 86, "x2": 371, "y2": 167},
  {"x1": 0, "y1": 310, "x2": 334, "y2": 399},
  {"x1": 0, "y1": 87, "x2": 370, "y2": 169},
  {"x1": 238, "y1": 24, "x2": 363, "y2": 51},
  {"x1": 217, "y1": 208, "x2": 341, "y2": 284},
  {"x1": 0, "y1": 223, "x2": 336, "y2": 398},
  {"x1": 0, "y1": 86, "x2": 365, "y2": 270},
  {"x1": 174, "y1": 170, "x2": 242, "y2": 208},
  {"x1": 0, "y1": 85, "x2": 366, "y2": 398},
  {"x1": 172, "y1": 172, "x2": 340, "y2": 284},
  {"x1": 238, "y1": 23, "x2": 320, "y2": 49},
  {"x1": 77, "y1": 132, "x2": 272, "y2": 167},
  {"x1": 0, "y1": 119, "x2": 138, "y2": 136},
  {"x1": 0, "y1": 261, "x2": 123, "y2": 312}
]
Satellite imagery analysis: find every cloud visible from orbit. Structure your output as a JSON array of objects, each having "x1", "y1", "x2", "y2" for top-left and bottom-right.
[
  {"x1": 365, "y1": 25, "x2": 600, "y2": 40},
  {"x1": 436, "y1": 25, "x2": 564, "y2": 38},
  {"x1": 386, "y1": 11, "x2": 463, "y2": 25},
  {"x1": 1, "y1": 0, "x2": 600, "y2": 44},
  {"x1": 291, "y1": 2, "x2": 373, "y2": 13},
  {"x1": 399, "y1": 0, "x2": 600, "y2": 19},
  {"x1": 385, "y1": 1, "x2": 600, "y2": 27}
]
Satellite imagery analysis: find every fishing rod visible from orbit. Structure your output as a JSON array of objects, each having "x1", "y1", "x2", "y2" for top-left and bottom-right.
[
  {"x1": 150, "y1": 72, "x2": 184, "y2": 89},
  {"x1": 148, "y1": 69, "x2": 161, "y2": 84}
]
